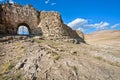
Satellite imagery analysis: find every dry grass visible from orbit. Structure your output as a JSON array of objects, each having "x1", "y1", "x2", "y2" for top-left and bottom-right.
[
  {"x1": 0, "y1": 30, "x2": 120, "y2": 80},
  {"x1": 1, "y1": 62, "x2": 14, "y2": 73},
  {"x1": 49, "y1": 50, "x2": 61, "y2": 60}
]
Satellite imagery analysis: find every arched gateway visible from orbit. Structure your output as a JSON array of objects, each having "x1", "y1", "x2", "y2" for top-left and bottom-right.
[{"x1": 17, "y1": 23, "x2": 30, "y2": 35}]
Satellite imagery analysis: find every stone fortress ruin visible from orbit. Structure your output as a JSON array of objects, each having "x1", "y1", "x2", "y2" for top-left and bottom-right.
[{"x1": 0, "y1": 2, "x2": 85, "y2": 43}]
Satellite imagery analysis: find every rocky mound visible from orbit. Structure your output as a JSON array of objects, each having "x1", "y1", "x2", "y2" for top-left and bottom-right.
[{"x1": 0, "y1": 38, "x2": 120, "y2": 80}]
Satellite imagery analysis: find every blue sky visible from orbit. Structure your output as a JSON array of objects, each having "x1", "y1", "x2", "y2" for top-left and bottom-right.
[
  {"x1": 0, "y1": 0, "x2": 120, "y2": 34},
  {"x1": 17, "y1": 26, "x2": 29, "y2": 35}
]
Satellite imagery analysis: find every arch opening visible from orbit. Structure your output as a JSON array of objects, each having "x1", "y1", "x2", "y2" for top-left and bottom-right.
[{"x1": 17, "y1": 23, "x2": 30, "y2": 35}]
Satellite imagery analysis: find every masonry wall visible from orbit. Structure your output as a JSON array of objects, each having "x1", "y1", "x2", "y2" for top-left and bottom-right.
[
  {"x1": 1, "y1": 3, "x2": 40, "y2": 35},
  {"x1": 0, "y1": 3, "x2": 85, "y2": 43},
  {"x1": 0, "y1": 5, "x2": 2, "y2": 24},
  {"x1": 0, "y1": 5, "x2": 5, "y2": 33}
]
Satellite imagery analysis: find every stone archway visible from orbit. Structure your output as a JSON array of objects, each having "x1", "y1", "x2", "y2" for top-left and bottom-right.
[{"x1": 17, "y1": 23, "x2": 31, "y2": 35}]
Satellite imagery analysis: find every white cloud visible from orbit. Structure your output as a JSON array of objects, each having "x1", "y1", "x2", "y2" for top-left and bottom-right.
[
  {"x1": 67, "y1": 18, "x2": 110, "y2": 33},
  {"x1": 9, "y1": 0, "x2": 14, "y2": 3},
  {"x1": 45, "y1": 0, "x2": 50, "y2": 4},
  {"x1": 77, "y1": 27, "x2": 85, "y2": 32},
  {"x1": 45, "y1": 0, "x2": 57, "y2": 6},
  {"x1": 67, "y1": 18, "x2": 88, "y2": 30},
  {"x1": 88, "y1": 22, "x2": 109, "y2": 31},
  {"x1": 111, "y1": 23, "x2": 120, "y2": 29},
  {"x1": 51, "y1": 3, "x2": 56, "y2": 6}
]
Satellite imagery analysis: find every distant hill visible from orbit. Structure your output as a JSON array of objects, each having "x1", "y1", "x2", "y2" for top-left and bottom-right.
[{"x1": 85, "y1": 30, "x2": 120, "y2": 46}]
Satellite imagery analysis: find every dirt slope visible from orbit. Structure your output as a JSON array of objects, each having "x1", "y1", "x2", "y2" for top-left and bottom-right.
[{"x1": 0, "y1": 32, "x2": 120, "y2": 80}]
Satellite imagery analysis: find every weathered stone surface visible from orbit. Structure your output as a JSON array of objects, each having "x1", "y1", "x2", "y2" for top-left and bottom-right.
[
  {"x1": 75, "y1": 30, "x2": 84, "y2": 40},
  {"x1": 0, "y1": 4, "x2": 2, "y2": 23},
  {"x1": 0, "y1": 3, "x2": 85, "y2": 42},
  {"x1": 1, "y1": 4, "x2": 39, "y2": 34},
  {"x1": 0, "y1": 24, "x2": 5, "y2": 33},
  {"x1": 38, "y1": 11, "x2": 81, "y2": 40},
  {"x1": 1, "y1": 40, "x2": 119, "y2": 80}
]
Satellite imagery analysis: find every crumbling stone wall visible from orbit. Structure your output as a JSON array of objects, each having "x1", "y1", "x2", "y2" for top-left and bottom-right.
[
  {"x1": 0, "y1": 5, "x2": 5, "y2": 33},
  {"x1": 38, "y1": 11, "x2": 84, "y2": 40},
  {"x1": 75, "y1": 30, "x2": 84, "y2": 40},
  {"x1": 0, "y1": 5, "x2": 2, "y2": 23},
  {"x1": 1, "y1": 3, "x2": 39, "y2": 35},
  {"x1": 0, "y1": 3, "x2": 85, "y2": 42},
  {"x1": 38, "y1": 11, "x2": 70, "y2": 39}
]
